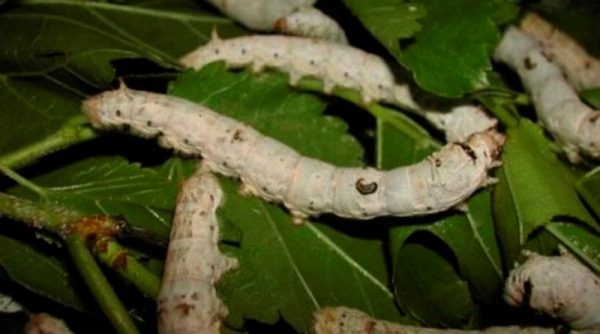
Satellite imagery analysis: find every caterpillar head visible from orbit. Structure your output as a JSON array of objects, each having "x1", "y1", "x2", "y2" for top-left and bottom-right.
[
  {"x1": 180, "y1": 29, "x2": 225, "y2": 69},
  {"x1": 467, "y1": 130, "x2": 505, "y2": 167},
  {"x1": 81, "y1": 83, "x2": 137, "y2": 130}
]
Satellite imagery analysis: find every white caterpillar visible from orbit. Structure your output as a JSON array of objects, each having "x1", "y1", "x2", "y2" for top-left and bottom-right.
[
  {"x1": 204, "y1": 0, "x2": 348, "y2": 43},
  {"x1": 424, "y1": 106, "x2": 498, "y2": 143},
  {"x1": 520, "y1": 13, "x2": 600, "y2": 92},
  {"x1": 25, "y1": 313, "x2": 74, "y2": 334},
  {"x1": 180, "y1": 32, "x2": 421, "y2": 110},
  {"x1": 313, "y1": 307, "x2": 554, "y2": 334},
  {"x1": 495, "y1": 27, "x2": 600, "y2": 163},
  {"x1": 82, "y1": 85, "x2": 503, "y2": 223},
  {"x1": 157, "y1": 167, "x2": 237, "y2": 334},
  {"x1": 504, "y1": 249, "x2": 600, "y2": 333}
]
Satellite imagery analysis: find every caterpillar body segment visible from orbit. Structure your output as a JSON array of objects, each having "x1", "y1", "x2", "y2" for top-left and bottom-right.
[
  {"x1": 204, "y1": 0, "x2": 347, "y2": 43},
  {"x1": 520, "y1": 13, "x2": 600, "y2": 91},
  {"x1": 157, "y1": 167, "x2": 237, "y2": 334},
  {"x1": 495, "y1": 27, "x2": 600, "y2": 163},
  {"x1": 82, "y1": 86, "x2": 504, "y2": 222},
  {"x1": 180, "y1": 33, "x2": 421, "y2": 110},
  {"x1": 504, "y1": 250, "x2": 600, "y2": 333}
]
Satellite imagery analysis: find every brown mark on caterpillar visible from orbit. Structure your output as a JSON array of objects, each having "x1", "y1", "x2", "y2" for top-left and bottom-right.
[
  {"x1": 232, "y1": 129, "x2": 243, "y2": 142},
  {"x1": 355, "y1": 178, "x2": 378, "y2": 195},
  {"x1": 524, "y1": 56, "x2": 536, "y2": 70},
  {"x1": 458, "y1": 143, "x2": 477, "y2": 162}
]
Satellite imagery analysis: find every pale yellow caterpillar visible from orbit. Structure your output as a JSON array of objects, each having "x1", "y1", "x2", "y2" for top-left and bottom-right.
[
  {"x1": 313, "y1": 307, "x2": 554, "y2": 334},
  {"x1": 180, "y1": 32, "x2": 421, "y2": 110},
  {"x1": 520, "y1": 13, "x2": 600, "y2": 91},
  {"x1": 82, "y1": 85, "x2": 503, "y2": 223},
  {"x1": 204, "y1": 0, "x2": 348, "y2": 43},
  {"x1": 495, "y1": 27, "x2": 600, "y2": 163},
  {"x1": 504, "y1": 250, "x2": 600, "y2": 333},
  {"x1": 25, "y1": 313, "x2": 74, "y2": 334},
  {"x1": 157, "y1": 167, "x2": 237, "y2": 334}
]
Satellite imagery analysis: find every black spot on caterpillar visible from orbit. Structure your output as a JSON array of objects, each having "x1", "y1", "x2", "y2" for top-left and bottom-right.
[
  {"x1": 181, "y1": 31, "x2": 420, "y2": 110},
  {"x1": 82, "y1": 86, "x2": 504, "y2": 221},
  {"x1": 355, "y1": 178, "x2": 378, "y2": 195}
]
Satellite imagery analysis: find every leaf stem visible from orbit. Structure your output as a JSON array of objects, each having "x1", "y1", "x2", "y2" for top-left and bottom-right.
[
  {"x1": 0, "y1": 192, "x2": 81, "y2": 233},
  {"x1": 0, "y1": 164, "x2": 48, "y2": 198},
  {"x1": 0, "y1": 114, "x2": 97, "y2": 169},
  {"x1": 66, "y1": 234, "x2": 140, "y2": 334},
  {"x1": 92, "y1": 236, "x2": 161, "y2": 299},
  {"x1": 295, "y1": 78, "x2": 440, "y2": 149}
]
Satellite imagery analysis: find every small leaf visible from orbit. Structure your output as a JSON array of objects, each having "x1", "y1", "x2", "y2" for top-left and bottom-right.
[
  {"x1": 397, "y1": 0, "x2": 499, "y2": 97},
  {"x1": 169, "y1": 64, "x2": 408, "y2": 331},
  {"x1": 0, "y1": 234, "x2": 88, "y2": 311},
  {"x1": 492, "y1": 120, "x2": 596, "y2": 266},
  {"x1": 577, "y1": 167, "x2": 600, "y2": 218}
]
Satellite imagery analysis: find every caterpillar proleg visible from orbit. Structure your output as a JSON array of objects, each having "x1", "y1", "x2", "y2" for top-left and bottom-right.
[
  {"x1": 313, "y1": 307, "x2": 554, "y2": 334},
  {"x1": 157, "y1": 166, "x2": 237, "y2": 334},
  {"x1": 520, "y1": 13, "x2": 600, "y2": 91},
  {"x1": 204, "y1": 0, "x2": 348, "y2": 43},
  {"x1": 180, "y1": 32, "x2": 420, "y2": 110},
  {"x1": 495, "y1": 27, "x2": 600, "y2": 163},
  {"x1": 82, "y1": 85, "x2": 503, "y2": 223},
  {"x1": 504, "y1": 250, "x2": 600, "y2": 333}
]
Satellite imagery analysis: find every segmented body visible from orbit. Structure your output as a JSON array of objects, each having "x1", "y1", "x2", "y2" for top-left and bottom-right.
[
  {"x1": 520, "y1": 13, "x2": 600, "y2": 91},
  {"x1": 180, "y1": 33, "x2": 419, "y2": 110},
  {"x1": 83, "y1": 87, "x2": 503, "y2": 222},
  {"x1": 204, "y1": 0, "x2": 347, "y2": 43},
  {"x1": 157, "y1": 168, "x2": 237, "y2": 334},
  {"x1": 504, "y1": 251, "x2": 600, "y2": 333},
  {"x1": 495, "y1": 27, "x2": 600, "y2": 163},
  {"x1": 314, "y1": 307, "x2": 554, "y2": 334}
]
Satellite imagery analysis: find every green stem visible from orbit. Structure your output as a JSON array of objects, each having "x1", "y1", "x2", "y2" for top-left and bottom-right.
[
  {"x1": 295, "y1": 78, "x2": 440, "y2": 149},
  {"x1": 0, "y1": 192, "x2": 82, "y2": 233},
  {"x1": 66, "y1": 234, "x2": 139, "y2": 334},
  {"x1": 0, "y1": 164, "x2": 48, "y2": 198},
  {"x1": 0, "y1": 115, "x2": 97, "y2": 169},
  {"x1": 93, "y1": 236, "x2": 161, "y2": 299}
]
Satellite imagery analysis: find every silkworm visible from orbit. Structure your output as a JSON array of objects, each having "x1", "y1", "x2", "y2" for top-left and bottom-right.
[
  {"x1": 180, "y1": 32, "x2": 420, "y2": 110},
  {"x1": 82, "y1": 85, "x2": 503, "y2": 223},
  {"x1": 204, "y1": 0, "x2": 347, "y2": 43},
  {"x1": 424, "y1": 106, "x2": 498, "y2": 143},
  {"x1": 157, "y1": 167, "x2": 237, "y2": 334},
  {"x1": 25, "y1": 313, "x2": 74, "y2": 334},
  {"x1": 504, "y1": 249, "x2": 600, "y2": 333},
  {"x1": 495, "y1": 27, "x2": 600, "y2": 163},
  {"x1": 313, "y1": 307, "x2": 554, "y2": 334},
  {"x1": 520, "y1": 13, "x2": 600, "y2": 92}
]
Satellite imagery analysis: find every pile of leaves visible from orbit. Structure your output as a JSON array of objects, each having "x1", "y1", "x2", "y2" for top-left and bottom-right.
[{"x1": 0, "y1": 0, "x2": 599, "y2": 333}]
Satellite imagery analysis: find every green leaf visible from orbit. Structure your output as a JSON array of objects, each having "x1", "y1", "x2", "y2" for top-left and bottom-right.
[
  {"x1": 169, "y1": 64, "x2": 408, "y2": 331},
  {"x1": 577, "y1": 167, "x2": 600, "y2": 218},
  {"x1": 581, "y1": 87, "x2": 600, "y2": 109},
  {"x1": 399, "y1": 0, "x2": 499, "y2": 97},
  {"x1": 378, "y1": 111, "x2": 503, "y2": 327},
  {"x1": 9, "y1": 157, "x2": 188, "y2": 239},
  {"x1": 0, "y1": 0, "x2": 243, "y2": 86},
  {"x1": 492, "y1": 120, "x2": 597, "y2": 267},
  {"x1": 0, "y1": 234, "x2": 88, "y2": 311},
  {"x1": 393, "y1": 236, "x2": 478, "y2": 327},
  {"x1": 340, "y1": 0, "x2": 425, "y2": 55},
  {"x1": 0, "y1": 76, "x2": 83, "y2": 157}
]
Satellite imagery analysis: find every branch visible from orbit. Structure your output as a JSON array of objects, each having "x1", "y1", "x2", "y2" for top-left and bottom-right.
[
  {"x1": 66, "y1": 234, "x2": 139, "y2": 334},
  {"x1": 0, "y1": 115, "x2": 97, "y2": 169}
]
